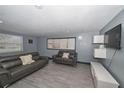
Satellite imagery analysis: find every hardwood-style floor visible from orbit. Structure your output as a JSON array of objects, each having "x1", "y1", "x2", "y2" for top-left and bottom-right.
[{"x1": 9, "y1": 61, "x2": 94, "y2": 88}]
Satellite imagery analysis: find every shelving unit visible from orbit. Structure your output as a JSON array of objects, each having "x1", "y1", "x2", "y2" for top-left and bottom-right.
[
  {"x1": 93, "y1": 35, "x2": 104, "y2": 44},
  {"x1": 93, "y1": 35, "x2": 106, "y2": 59},
  {"x1": 94, "y1": 48, "x2": 106, "y2": 58}
]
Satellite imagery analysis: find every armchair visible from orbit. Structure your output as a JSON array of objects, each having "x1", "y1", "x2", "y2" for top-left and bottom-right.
[{"x1": 53, "y1": 50, "x2": 77, "y2": 66}]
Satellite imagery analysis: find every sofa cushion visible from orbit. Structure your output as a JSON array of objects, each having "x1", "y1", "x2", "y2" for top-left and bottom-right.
[
  {"x1": 69, "y1": 55, "x2": 74, "y2": 59},
  {"x1": 10, "y1": 60, "x2": 48, "y2": 78},
  {"x1": 63, "y1": 58, "x2": 73, "y2": 62},
  {"x1": 0, "y1": 60, "x2": 22, "y2": 69},
  {"x1": 31, "y1": 52, "x2": 39, "y2": 57},
  {"x1": 55, "y1": 57, "x2": 62, "y2": 62},
  {"x1": 32, "y1": 56, "x2": 40, "y2": 61},
  {"x1": 19, "y1": 55, "x2": 35, "y2": 65}
]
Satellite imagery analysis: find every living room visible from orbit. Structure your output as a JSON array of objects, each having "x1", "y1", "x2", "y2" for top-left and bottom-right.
[{"x1": 0, "y1": 1, "x2": 124, "y2": 92}]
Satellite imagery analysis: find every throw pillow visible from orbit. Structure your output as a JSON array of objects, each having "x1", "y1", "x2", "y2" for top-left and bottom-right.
[
  {"x1": 19, "y1": 54, "x2": 35, "y2": 65},
  {"x1": 62, "y1": 53, "x2": 69, "y2": 59}
]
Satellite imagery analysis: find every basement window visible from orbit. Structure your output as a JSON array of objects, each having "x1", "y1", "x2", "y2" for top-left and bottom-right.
[
  {"x1": 0, "y1": 33, "x2": 23, "y2": 53},
  {"x1": 47, "y1": 37, "x2": 76, "y2": 50}
]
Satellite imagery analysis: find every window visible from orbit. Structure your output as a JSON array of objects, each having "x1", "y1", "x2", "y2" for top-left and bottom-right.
[
  {"x1": 47, "y1": 37, "x2": 76, "y2": 50},
  {"x1": 0, "y1": 33, "x2": 23, "y2": 53}
]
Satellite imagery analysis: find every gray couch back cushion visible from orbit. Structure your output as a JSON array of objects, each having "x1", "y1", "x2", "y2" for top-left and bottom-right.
[
  {"x1": 0, "y1": 52, "x2": 39, "y2": 69},
  {"x1": 0, "y1": 56, "x2": 18, "y2": 63},
  {"x1": 0, "y1": 60, "x2": 22, "y2": 69}
]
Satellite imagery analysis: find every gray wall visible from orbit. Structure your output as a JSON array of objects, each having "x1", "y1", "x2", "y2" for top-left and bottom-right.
[
  {"x1": 0, "y1": 29, "x2": 38, "y2": 56},
  {"x1": 37, "y1": 31, "x2": 99, "y2": 63},
  {"x1": 23, "y1": 36, "x2": 38, "y2": 53},
  {"x1": 100, "y1": 9, "x2": 124, "y2": 87}
]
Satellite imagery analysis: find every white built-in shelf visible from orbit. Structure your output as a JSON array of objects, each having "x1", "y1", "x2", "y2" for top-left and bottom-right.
[
  {"x1": 94, "y1": 48, "x2": 106, "y2": 58},
  {"x1": 93, "y1": 35, "x2": 104, "y2": 44}
]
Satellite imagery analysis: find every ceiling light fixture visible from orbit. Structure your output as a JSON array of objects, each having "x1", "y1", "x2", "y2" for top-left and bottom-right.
[{"x1": 35, "y1": 5, "x2": 43, "y2": 10}]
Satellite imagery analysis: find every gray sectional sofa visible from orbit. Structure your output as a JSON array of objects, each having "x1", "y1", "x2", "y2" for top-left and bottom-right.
[{"x1": 0, "y1": 52, "x2": 49, "y2": 88}]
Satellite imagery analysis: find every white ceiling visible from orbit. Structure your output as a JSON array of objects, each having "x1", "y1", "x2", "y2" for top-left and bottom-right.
[{"x1": 0, "y1": 5, "x2": 124, "y2": 36}]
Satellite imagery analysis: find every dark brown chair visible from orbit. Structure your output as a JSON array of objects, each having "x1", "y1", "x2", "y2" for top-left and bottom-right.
[{"x1": 53, "y1": 50, "x2": 77, "y2": 66}]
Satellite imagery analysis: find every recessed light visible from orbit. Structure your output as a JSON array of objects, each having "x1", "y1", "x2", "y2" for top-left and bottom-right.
[
  {"x1": 78, "y1": 36, "x2": 82, "y2": 40},
  {"x1": 0, "y1": 20, "x2": 3, "y2": 24},
  {"x1": 35, "y1": 5, "x2": 43, "y2": 10}
]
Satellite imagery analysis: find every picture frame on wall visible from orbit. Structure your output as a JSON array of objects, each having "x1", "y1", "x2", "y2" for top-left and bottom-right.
[{"x1": 28, "y1": 39, "x2": 33, "y2": 44}]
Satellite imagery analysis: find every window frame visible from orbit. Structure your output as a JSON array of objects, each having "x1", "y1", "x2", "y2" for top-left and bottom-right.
[
  {"x1": 47, "y1": 37, "x2": 76, "y2": 50},
  {"x1": 0, "y1": 33, "x2": 23, "y2": 53}
]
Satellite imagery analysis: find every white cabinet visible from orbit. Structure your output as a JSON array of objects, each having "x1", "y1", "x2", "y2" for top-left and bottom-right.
[
  {"x1": 94, "y1": 48, "x2": 106, "y2": 58},
  {"x1": 91, "y1": 62, "x2": 119, "y2": 88},
  {"x1": 93, "y1": 35, "x2": 106, "y2": 58},
  {"x1": 93, "y1": 35, "x2": 104, "y2": 44}
]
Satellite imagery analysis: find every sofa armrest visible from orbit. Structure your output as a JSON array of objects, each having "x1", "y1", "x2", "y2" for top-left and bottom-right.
[
  {"x1": 0, "y1": 68, "x2": 10, "y2": 75},
  {"x1": 0, "y1": 68, "x2": 10, "y2": 87},
  {"x1": 69, "y1": 53, "x2": 77, "y2": 59},
  {"x1": 52, "y1": 54, "x2": 59, "y2": 59},
  {"x1": 74, "y1": 53, "x2": 78, "y2": 60},
  {"x1": 71, "y1": 53, "x2": 78, "y2": 66},
  {"x1": 39, "y1": 56, "x2": 49, "y2": 61}
]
